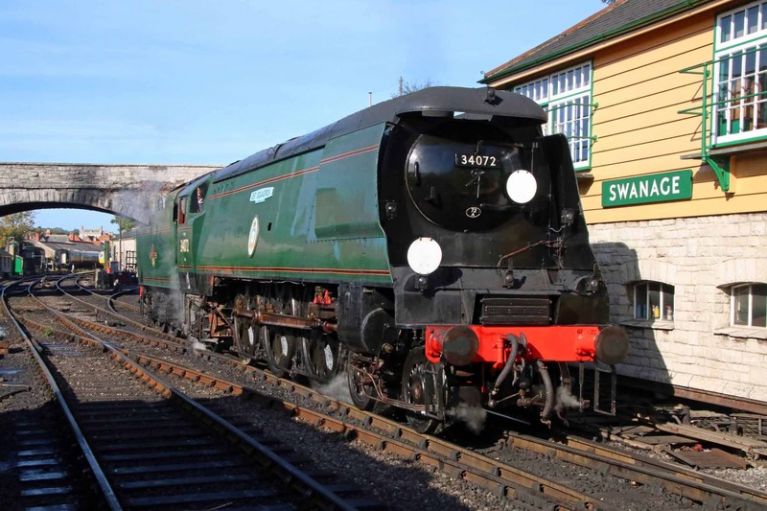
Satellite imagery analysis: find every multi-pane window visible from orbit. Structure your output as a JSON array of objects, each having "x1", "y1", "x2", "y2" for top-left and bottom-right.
[
  {"x1": 731, "y1": 283, "x2": 767, "y2": 327},
  {"x1": 125, "y1": 250, "x2": 137, "y2": 271},
  {"x1": 633, "y1": 281, "x2": 675, "y2": 321},
  {"x1": 714, "y1": 1, "x2": 767, "y2": 143},
  {"x1": 514, "y1": 76, "x2": 549, "y2": 103},
  {"x1": 513, "y1": 63, "x2": 592, "y2": 169}
]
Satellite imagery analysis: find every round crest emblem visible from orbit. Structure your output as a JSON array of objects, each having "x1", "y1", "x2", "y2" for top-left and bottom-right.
[
  {"x1": 247, "y1": 216, "x2": 260, "y2": 257},
  {"x1": 149, "y1": 244, "x2": 158, "y2": 268},
  {"x1": 465, "y1": 206, "x2": 482, "y2": 219}
]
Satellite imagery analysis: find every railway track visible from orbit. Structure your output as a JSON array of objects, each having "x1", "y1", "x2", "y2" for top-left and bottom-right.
[
  {"x1": 55, "y1": 274, "x2": 165, "y2": 340},
  {"x1": 163, "y1": 350, "x2": 767, "y2": 510},
  {"x1": 14, "y1": 274, "x2": 767, "y2": 510},
  {"x1": 3, "y1": 278, "x2": 372, "y2": 510},
  {"x1": 69, "y1": 273, "x2": 142, "y2": 317}
]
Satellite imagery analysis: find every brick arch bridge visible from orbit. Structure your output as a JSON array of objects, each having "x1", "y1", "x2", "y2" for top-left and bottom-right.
[{"x1": 0, "y1": 162, "x2": 220, "y2": 224}]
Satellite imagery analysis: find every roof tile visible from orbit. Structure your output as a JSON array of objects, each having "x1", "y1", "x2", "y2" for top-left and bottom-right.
[{"x1": 484, "y1": 0, "x2": 707, "y2": 83}]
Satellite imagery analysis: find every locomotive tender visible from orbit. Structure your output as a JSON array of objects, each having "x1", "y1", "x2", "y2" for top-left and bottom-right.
[{"x1": 137, "y1": 87, "x2": 628, "y2": 431}]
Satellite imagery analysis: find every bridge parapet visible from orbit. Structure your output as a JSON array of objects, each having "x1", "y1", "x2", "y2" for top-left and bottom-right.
[{"x1": 1, "y1": 162, "x2": 220, "y2": 224}]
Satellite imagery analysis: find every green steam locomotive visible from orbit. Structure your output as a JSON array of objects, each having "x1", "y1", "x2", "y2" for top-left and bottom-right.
[{"x1": 137, "y1": 87, "x2": 628, "y2": 431}]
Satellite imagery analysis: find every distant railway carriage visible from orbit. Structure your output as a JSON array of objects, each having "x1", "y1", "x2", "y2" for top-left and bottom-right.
[
  {"x1": 54, "y1": 247, "x2": 101, "y2": 270},
  {"x1": 138, "y1": 87, "x2": 628, "y2": 430},
  {"x1": 21, "y1": 246, "x2": 46, "y2": 276},
  {"x1": 0, "y1": 249, "x2": 13, "y2": 277}
]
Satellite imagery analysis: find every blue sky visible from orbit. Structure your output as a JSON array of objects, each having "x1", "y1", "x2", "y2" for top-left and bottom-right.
[{"x1": 1, "y1": 1, "x2": 605, "y2": 231}]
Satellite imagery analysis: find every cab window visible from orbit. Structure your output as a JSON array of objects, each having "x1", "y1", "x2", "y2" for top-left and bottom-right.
[
  {"x1": 191, "y1": 184, "x2": 208, "y2": 213},
  {"x1": 178, "y1": 198, "x2": 187, "y2": 224}
]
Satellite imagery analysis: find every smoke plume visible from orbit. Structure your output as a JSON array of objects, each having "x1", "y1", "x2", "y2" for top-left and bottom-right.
[{"x1": 447, "y1": 403, "x2": 487, "y2": 434}]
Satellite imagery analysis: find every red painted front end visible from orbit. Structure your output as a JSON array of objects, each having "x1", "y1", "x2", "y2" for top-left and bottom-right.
[{"x1": 425, "y1": 325, "x2": 602, "y2": 368}]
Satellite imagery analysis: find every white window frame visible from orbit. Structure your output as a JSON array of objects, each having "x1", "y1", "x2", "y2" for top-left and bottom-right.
[
  {"x1": 513, "y1": 62, "x2": 592, "y2": 169},
  {"x1": 713, "y1": 1, "x2": 767, "y2": 145},
  {"x1": 633, "y1": 281, "x2": 675, "y2": 322},
  {"x1": 730, "y1": 283, "x2": 767, "y2": 327}
]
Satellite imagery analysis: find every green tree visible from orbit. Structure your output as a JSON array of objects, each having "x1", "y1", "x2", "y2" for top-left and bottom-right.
[
  {"x1": 110, "y1": 215, "x2": 136, "y2": 233},
  {"x1": 0, "y1": 211, "x2": 35, "y2": 248}
]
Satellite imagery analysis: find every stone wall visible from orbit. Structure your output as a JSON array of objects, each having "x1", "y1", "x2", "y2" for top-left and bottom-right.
[
  {"x1": 0, "y1": 163, "x2": 219, "y2": 223},
  {"x1": 589, "y1": 212, "x2": 767, "y2": 401}
]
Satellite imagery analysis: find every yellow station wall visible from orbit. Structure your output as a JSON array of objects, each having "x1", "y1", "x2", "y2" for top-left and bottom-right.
[
  {"x1": 486, "y1": 1, "x2": 767, "y2": 404},
  {"x1": 582, "y1": 10, "x2": 767, "y2": 224}
]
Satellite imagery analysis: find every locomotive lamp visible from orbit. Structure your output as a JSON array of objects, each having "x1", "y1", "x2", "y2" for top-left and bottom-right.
[
  {"x1": 561, "y1": 208, "x2": 575, "y2": 226},
  {"x1": 425, "y1": 325, "x2": 479, "y2": 367},
  {"x1": 506, "y1": 169, "x2": 537, "y2": 204},
  {"x1": 406, "y1": 237, "x2": 442, "y2": 275},
  {"x1": 595, "y1": 325, "x2": 630, "y2": 365},
  {"x1": 439, "y1": 326, "x2": 479, "y2": 366},
  {"x1": 576, "y1": 275, "x2": 605, "y2": 296}
]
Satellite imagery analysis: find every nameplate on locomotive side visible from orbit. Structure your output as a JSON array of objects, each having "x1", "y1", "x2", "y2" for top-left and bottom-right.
[{"x1": 249, "y1": 187, "x2": 274, "y2": 204}]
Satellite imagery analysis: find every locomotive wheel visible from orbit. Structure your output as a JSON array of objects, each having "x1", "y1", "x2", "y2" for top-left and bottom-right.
[
  {"x1": 302, "y1": 333, "x2": 341, "y2": 385},
  {"x1": 346, "y1": 356, "x2": 377, "y2": 410},
  {"x1": 186, "y1": 301, "x2": 206, "y2": 342},
  {"x1": 261, "y1": 326, "x2": 296, "y2": 378},
  {"x1": 233, "y1": 316, "x2": 258, "y2": 363},
  {"x1": 140, "y1": 293, "x2": 154, "y2": 326},
  {"x1": 401, "y1": 348, "x2": 445, "y2": 434},
  {"x1": 232, "y1": 294, "x2": 258, "y2": 363}
]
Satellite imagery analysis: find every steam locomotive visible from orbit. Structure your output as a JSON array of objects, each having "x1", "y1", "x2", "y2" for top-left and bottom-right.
[{"x1": 137, "y1": 87, "x2": 628, "y2": 431}]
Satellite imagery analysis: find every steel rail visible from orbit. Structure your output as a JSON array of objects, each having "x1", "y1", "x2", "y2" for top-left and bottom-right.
[
  {"x1": 27, "y1": 275, "x2": 363, "y2": 511},
  {"x1": 559, "y1": 435, "x2": 767, "y2": 505},
  {"x1": 503, "y1": 433, "x2": 766, "y2": 510},
  {"x1": 25, "y1": 281, "x2": 601, "y2": 510},
  {"x1": 1, "y1": 279, "x2": 123, "y2": 511},
  {"x1": 70, "y1": 274, "x2": 141, "y2": 314},
  {"x1": 107, "y1": 287, "x2": 140, "y2": 314},
  {"x1": 18, "y1": 300, "x2": 186, "y2": 353},
  {"x1": 52, "y1": 275, "x2": 767, "y2": 509},
  {"x1": 67, "y1": 313, "x2": 186, "y2": 351},
  {"x1": 33, "y1": 283, "x2": 767, "y2": 510},
  {"x1": 57, "y1": 273, "x2": 177, "y2": 343},
  {"x1": 192, "y1": 349, "x2": 767, "y2": 511},
  {"x1": 133, "y1": 352, "x2": 598, "y2": 510}
]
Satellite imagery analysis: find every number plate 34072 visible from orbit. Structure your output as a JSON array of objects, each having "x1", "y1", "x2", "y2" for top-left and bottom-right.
[{"x1": 455, "y1": 154, "x2": 498, "y2": 168}]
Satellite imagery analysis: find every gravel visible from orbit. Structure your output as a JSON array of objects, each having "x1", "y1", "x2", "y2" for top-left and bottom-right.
[{"x1": 11, "y1": 284, "x2": 767, "y2": 510}]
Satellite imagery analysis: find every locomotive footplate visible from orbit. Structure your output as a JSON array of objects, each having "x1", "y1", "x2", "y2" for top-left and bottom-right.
[
  {"x1": 425, "y1": 325, "x2": 600, "y2": 367},
  {"x1": 424, "y1": 324, "x2": 629, "y2": 367}
]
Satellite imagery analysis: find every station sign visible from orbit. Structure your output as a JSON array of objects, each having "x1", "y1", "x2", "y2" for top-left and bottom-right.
[{"x1": 602, "y1": 169, "x2": 692, "y2": 208}]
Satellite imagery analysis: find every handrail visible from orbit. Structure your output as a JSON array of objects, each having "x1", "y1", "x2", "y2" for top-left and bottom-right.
[
  {"x1": 679, "y1": 60, "x2": 730, "y2": 191},
  {"x1": 678, "y1": 44, "x2": 767, "y2": 192}
]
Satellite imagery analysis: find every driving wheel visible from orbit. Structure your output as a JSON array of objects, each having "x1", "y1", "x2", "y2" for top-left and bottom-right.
[{"x1": 401, "y1": 348, "x2": 445, "y2": 434}]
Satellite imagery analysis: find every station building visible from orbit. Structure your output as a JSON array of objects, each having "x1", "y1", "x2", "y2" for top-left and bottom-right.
[{"x1": 483, "y1": 0, "x2": 767, "y2": 407}]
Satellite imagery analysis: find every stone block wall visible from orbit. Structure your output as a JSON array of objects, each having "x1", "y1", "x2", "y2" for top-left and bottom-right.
[
  {"x1": 0, "y1": 163, "x2": 219, "y2": 223},
  {"x1": 589, "y1": 212, "x2": 767, "y2": 401}
]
